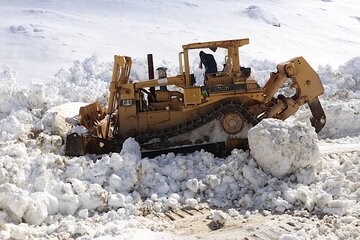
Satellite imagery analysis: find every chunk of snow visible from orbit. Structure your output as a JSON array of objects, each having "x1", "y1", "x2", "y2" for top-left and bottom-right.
[
  {"x1": 210, "y1": 210, "x2": 228, "y2": 228},
  {"x1": 0, "y1": 184, "x2": 29, "y2": 220},
  {"x1": 186, "y1": 178, "x2": 199, "y2": 193},
  {"x1": 248, "y1": 119, "x2": 320, "y2": 178}
]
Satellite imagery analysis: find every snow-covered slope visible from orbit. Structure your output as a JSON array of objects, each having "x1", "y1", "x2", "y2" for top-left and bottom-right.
[
  {"x1": 1, "y1": 0, "x2": 360, "y2": 85},
  {"x1": 1, "y1": 0, "x2": 360, "y2": 239}
]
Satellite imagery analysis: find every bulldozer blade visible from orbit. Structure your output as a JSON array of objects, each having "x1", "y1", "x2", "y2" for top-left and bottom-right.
[
  {"x1": 65, "y1": 132, "x2": 122, "y2": 156},
  {"x1": 308, "y1": 97, "x2": 326, "y2": 133},
  {"x1": 65, "y1": 132, "x2": 87, "y2": 156}
]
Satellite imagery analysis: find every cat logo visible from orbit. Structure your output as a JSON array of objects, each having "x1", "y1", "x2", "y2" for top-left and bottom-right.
[{"x1": 121, "y1": 99, "x2": 135, "y2": 107}]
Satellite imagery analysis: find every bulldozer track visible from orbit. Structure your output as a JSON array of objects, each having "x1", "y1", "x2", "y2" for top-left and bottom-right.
[
  {"x1": 144, "y1": 206, "x2": 207, "y2": 222},
  {"x1": 135, "y1": 100, "x2": 259, "y2": 144},
  {"x1": 152, "y1": 208, "x2": 299, "y2": 239},
  {"x1": 170, "y1": 211, "x2": 299, "y2": 240},
  {"x1": 161, "y1": 207, "x2": 206, "y2": 221}
]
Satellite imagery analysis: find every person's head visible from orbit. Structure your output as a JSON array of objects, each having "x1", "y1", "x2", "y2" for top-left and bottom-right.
[{"x1": 199, "y1": 51, "x2": 205, "y2": 57}]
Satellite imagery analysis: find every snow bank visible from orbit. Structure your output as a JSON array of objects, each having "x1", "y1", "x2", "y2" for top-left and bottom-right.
[
  {"x1": 248, "y1": 59, "x2": 276, "y2": 87},
  {"x1": 0, "y1": 66, "x2": 28, "y2": 115},
  {"x1": 318, "y1": 57, "x2": 360, "y2": 98},
  {"x1": 248, "y1": 119, "x2": 320, "y2": 178},
  {"x1": 319, "y1": 100, "x2": 360, "y2": 138},
  {"x1": 0, "y1": 55, "x2": 166, "y2": 142},
  {"x1": 316, "y1": 57, "x2": 360, "y2": 137},
  {"x1": 294, "y1": 101, "x2": 360, "y2": 140},
  {"x1": 1, "y1": 135, "x2": 358, "y2": 230}
]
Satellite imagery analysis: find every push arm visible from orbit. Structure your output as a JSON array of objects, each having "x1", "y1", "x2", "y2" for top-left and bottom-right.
[{"x1": 262, "y1": 57, "x2": 326, "y2": 132}]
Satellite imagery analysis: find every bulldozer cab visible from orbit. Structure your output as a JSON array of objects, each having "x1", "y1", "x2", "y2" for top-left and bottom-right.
[{"x1": 180, "y1": 38, "x2": 252, "y2": 87}]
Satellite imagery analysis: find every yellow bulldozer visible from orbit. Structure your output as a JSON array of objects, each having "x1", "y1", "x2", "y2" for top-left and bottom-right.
[{"x1": 65, "y1": 38, "x2": 326, "y2": 157}]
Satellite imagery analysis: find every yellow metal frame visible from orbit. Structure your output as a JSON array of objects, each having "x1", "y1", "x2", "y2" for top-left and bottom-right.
[{"x1": 182, "y1": 38, "x2": 249, "y2": 86}]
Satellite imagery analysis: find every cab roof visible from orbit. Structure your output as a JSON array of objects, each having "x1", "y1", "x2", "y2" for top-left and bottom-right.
[{"x1": 182, "y1": 38, "x2": 249, "y2": 50}]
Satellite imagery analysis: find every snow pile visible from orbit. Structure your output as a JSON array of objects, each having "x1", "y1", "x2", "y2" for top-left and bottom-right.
[
  {"x1": 0, "y1": 184, "x2": 59, "y2": 226},
  {"x1": 318, "y1": 57, "x2": 360, "y2": 98},
  {"x1": 0, "y1": 66, "x2": 27, "y2": 114},
  {"x1": 0, "y1": 69, "x2": 34, "y2": 141},
  {"x1": 248, "y1": 59, "x2": 276, "y2": 87},
  {"x1": 0, "y1": 57, "x2": 110, "y2": 141},
  {"x1": 318, "y1": 99, "x2": 360, "y2": 138},
  {"x1": 1, "y1": 135, "x2": 358, "y2": 227},
  {"x1": 40, "y1": 102, "x2": 87, "y2": 138},
  {"x1": 0, "y1": 56, "x2": 164, "y2": 143},
  {"x1": 339, "y1": 57, "x2": 360, "y2": 81},
  {"x1": 315, "y1": 58, "x2": 360, "y2": 138},
  {"x1": 248, "y1": 119, "x2": 321, "y2": 178},
  {"x1": 1, "y1": 124, "x2": 360, "y2": 239},
  {"x1": 51, "y1": 55, "x2": 112, "y2": 105}
]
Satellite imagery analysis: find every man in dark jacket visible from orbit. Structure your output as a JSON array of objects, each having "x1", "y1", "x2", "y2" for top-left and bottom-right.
[{"x1": 199, "y1": 51, "x2": 218, "y2": 76}]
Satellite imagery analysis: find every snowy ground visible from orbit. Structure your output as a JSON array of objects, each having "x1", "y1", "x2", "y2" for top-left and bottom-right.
[
  {"x1": 1, "y1": 0, "x2": 360, "y2": 85},
  {"x1": 1, "y1": 0, "x2": 360, "y2": 239}
]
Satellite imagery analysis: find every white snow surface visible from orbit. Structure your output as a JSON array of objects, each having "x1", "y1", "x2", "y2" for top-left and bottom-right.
[
  {"x1": 0, "y1": 0, "x2": 360, "y2": 239},
  {"x1": 1, "y1": 0, "x2": 360, "y2": 85},
  {"x1": 248, "y1": 119, "x2": 321, "y2": 178}
]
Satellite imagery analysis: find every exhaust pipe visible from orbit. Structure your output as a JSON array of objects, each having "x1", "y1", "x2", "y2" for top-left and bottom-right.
[{"x1": 147, "y1": 54, "x2": 156, "y2": 101}]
